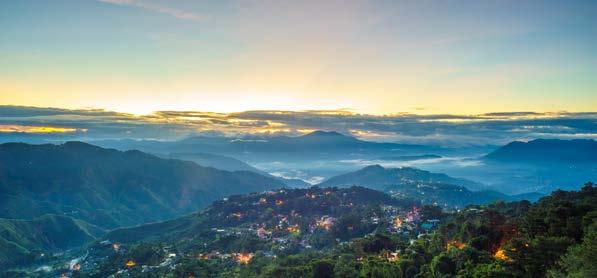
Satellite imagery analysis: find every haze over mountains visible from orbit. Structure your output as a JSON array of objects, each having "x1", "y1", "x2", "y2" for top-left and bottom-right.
[
  {"x1": 91, "y1": 130, "x2": 442, "y2": 163},
  {"x1": 90, "y1": 132, "x2": 596, "y2": 193},
  {"x1": 167, "y1": 152, "x2": 311, "y2": 187}
]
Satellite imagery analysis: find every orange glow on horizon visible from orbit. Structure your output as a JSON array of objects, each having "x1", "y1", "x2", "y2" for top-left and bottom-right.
[{"x1": 0, "y1": 124, "x2": 84, "y2": 133}]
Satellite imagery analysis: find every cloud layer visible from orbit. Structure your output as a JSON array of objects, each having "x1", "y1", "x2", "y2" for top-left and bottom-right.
[{"x1": 1, "y1": 106, "x2": 595, "y2": 147}]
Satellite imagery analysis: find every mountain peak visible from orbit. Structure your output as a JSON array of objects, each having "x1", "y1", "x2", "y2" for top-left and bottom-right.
[
  {"x1": 302, "y1": 130, "x2": 345, "y2": 137},
  {"x1": 361, "y1": 164, "x2": 386, "y2": 172},
  {"x1": 63, "y1": 141, "x2": 98, "y2": 148}
]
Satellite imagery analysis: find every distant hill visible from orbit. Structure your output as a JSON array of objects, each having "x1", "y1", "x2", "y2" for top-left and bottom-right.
[
  {"x1": 0, "y1": 142, "x2": 284, "y2": 230},
  {"x1": 317, "y1": 165, "x2": 540, "y2": 207},
  {"x1": 318, "y1": 165, "x2": 482, "y2": 190},
  {"x1": 483, "y1": 139, "x2": 596, "y2": 164}
]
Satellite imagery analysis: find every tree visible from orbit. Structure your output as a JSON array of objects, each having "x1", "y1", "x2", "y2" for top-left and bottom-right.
[
  {"x1": 311, "y1": 259, "x2": 335, "y2": 278},
  {"x1": 509, "y1": 236, "x2": 574, "y2": 277},
  {"x1": 548, "y1": 229, "x2": 597, "y2": 278},
  {"x1": 334, "y1": 255, "x2": 359, "y2": 278},
  {"x1": 430, "y1": 252, "x2": 456, "y2": 277}
]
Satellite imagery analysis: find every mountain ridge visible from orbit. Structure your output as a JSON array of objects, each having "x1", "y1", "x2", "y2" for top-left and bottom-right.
[{"x1": 483, "y1": 139, "x2": 596, "y2": 163}]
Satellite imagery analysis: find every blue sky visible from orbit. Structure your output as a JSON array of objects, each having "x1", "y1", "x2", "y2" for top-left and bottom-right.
[{"x1": 1, "y1": 0, "x2": 595, "y2": 115}]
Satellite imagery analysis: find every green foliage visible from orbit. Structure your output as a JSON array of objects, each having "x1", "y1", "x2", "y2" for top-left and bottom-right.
[
  {"x1": 430, "y1": 252, "x2": 456, "y2": 277},
  {"x1": 359, "y1": 257, "x2": 402, "y2": 278},
  {"x1": 548, "y1": 226, "x2": 597, "y2": 278},
  {"x1": 469, "y1": 262, "x2": 512, "y2": 278},
  {"x1": 334, "y1": 255, "x2": 359, "y2": 278}
]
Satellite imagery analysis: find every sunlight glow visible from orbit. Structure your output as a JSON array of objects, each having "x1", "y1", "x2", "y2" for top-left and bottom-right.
[{"x1": 0, "y1": 125, "x2": 84, "y2": 133}]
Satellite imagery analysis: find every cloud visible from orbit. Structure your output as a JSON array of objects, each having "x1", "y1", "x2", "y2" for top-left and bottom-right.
[
  {"x1": 0, "y1": 105, "x2": 595, "y2": 147},
  {"x1": 99, "y1": 0, "x2": 202, "y2": 22}
]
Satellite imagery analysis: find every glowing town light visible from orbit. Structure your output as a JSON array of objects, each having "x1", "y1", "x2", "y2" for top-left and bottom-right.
[
  {"x1": 112, "y1": 243, "x2": 121, "y2": 251},
  {"x1": 125, "y1": 260, "x2": 137, "y2": 267},
  {"x1": 446, "y1": 240, "x2": 467, "y2": 250},
  {"x1": 275, "y1": 200, "x2": 284, "y2": 206},
  {"x1": 236, "y1": 253, "x2": 254, "y2": 264},
  {"x1": 394, "y1": 217, "x2": 402, "y2": 228},
  {"x1": 385, "y1": 252, "x2": 400, "y2": 262},
  {"x1": 287, "y1": 225, "x2": 300, "y2": 234},
  {"x1": 316, "y1": 216, "x2": 335, "y2": 230},
  {"x1": 494, "y1": 248, "x2": 509, "y2": 261}
]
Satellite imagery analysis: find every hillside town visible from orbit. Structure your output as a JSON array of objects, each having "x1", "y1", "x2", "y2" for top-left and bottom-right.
[{"x1": 50, "y1": 186, "x2": 447, "y2": 277}]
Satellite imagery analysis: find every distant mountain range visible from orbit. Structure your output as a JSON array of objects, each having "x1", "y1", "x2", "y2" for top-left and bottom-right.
[
  {"x1": 90, "y1": 131, "x2": 444, "y2": 164},
  {"x1": 484, "y1": 139, "x2": 596, "y2": 164},
  {"x1": 178, "y1": 130, "x2": 429, "y2": 153},
  {"x1": 317, "y1": 165, "x2": 541, "y2": 208}
]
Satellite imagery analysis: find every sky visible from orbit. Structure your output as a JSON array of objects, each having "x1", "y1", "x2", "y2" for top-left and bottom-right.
[{"x1": 0, "y1": 0, "x2": 595, "y2": 116}]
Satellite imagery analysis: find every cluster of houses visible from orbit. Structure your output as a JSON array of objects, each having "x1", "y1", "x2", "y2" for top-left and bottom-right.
[{"x1": 65, "y1": 188, "x2": 448, "y2": 276}]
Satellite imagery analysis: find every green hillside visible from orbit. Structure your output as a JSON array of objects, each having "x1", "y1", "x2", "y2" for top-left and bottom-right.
[
  {"x1": 0, "y1": 142, "x2": 284, "y2": 230},
  {"x1": 0, "y1": 214, "x2": 103, "y2": 267}
]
